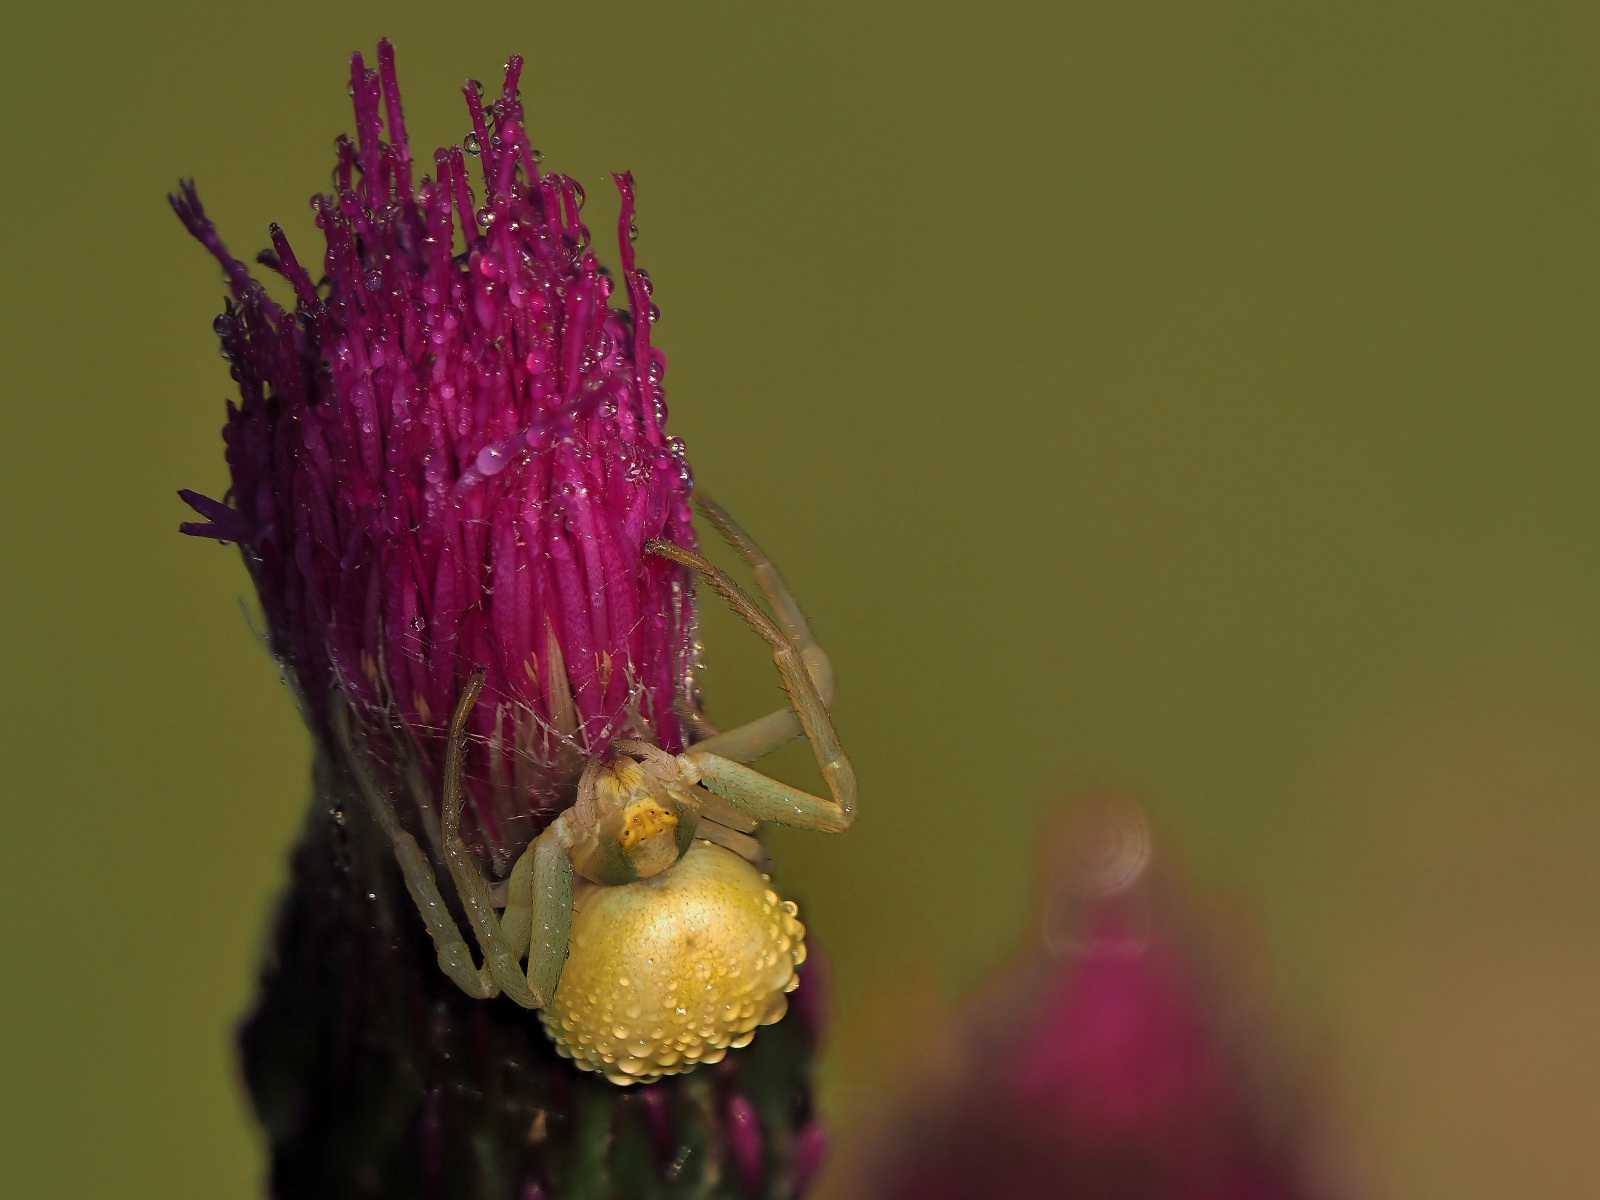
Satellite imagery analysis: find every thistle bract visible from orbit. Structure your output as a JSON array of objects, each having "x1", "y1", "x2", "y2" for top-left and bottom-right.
[{"x1": 176, "y1": 41, "x2": 697, "y2": 862}]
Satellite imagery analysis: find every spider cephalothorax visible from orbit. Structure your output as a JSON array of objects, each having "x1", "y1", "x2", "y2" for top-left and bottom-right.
[
  {"x1": 335, "y1": 496, "x2": 855, "y2": 1084},
  {"x1": 554, "y1": 746, "x2": 705, "y2": 886}
]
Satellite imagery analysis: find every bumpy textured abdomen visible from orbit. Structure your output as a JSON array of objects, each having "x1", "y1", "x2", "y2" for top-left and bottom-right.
[{"x1": 540, "y1": 841, "x2": 806, "y2": 1084}]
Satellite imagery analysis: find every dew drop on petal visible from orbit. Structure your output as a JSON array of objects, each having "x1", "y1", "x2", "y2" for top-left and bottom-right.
[{"x1": 475, "y1": 444, "x2": 510, "y2": 476}]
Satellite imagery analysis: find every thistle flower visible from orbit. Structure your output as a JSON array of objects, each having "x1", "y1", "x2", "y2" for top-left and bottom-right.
[
  {"x1": 178, "y1": 43, "x2": 824, "y2": 1198},
  {"x1": 175, "y1": 40, "x2": 699, "y2": 868}
]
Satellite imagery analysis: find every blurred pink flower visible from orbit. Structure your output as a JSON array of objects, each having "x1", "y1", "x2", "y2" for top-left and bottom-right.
[{"x1": 860, "y1": 801, "x2": 1343, "y2": 1200}]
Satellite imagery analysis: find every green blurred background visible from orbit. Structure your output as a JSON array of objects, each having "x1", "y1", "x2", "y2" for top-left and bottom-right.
[{"x1": 3, "y1": 1, "x2": 1600, "y2": 1195}]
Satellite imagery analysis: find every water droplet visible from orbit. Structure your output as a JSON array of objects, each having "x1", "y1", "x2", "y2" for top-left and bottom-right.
[
  {"x1": 628, "y1": 221, "x2": 640, "y2": 243},
  {"x1": 475, "y1": 443, "x2": 510, "y2": 476},
  {"x1": 464, "y1": 131, "x2": 482, "y2": 156}
]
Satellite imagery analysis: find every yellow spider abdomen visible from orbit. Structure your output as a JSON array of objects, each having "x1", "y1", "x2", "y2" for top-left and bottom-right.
[{"x1": 540, "y1": 841, "x2": 806, "y2": 1085}]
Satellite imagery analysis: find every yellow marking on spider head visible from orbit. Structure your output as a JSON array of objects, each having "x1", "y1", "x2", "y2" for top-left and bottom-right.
[
  {"x1": 618, "y1": 800, "x2": 679, "y2": 849},
  {"x1": 619, "y1": 799, "x2": 681, "y2": 877}
]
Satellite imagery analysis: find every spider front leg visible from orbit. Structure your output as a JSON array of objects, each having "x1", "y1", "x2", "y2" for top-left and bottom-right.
[
  {"x1": 439, "y1": 671, "x2": 573, "y2": 1009},
  {"x1": 685, "y1": 493, "x2": 836, "y2": 765},
  {"x1": 647, "y1": 538, "x2": 856, "y2": 835},
  {"x1": 333, "y1": 676, "x2": 571, "y2": 1008},
  {"x1": 332, "y1": 696, "x2": 496, "y2": 999}
]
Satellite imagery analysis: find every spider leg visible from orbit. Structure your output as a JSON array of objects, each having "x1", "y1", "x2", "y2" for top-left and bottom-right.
[
  {"x1": 440, "y1": 671, "x2": 565, "y2": 1008},
  {"x1": 687, "y1": 754, "x2": 851, "y2": 832},
  {"x1": 694, "y1": 493, "x2": 836, "y2": 706},
  {"x1": 694, "y1": 815, "x2": 771, "y2": 870},
  {"x1": 679, "y1": 494, "x2": 836, "y2": 765},
  {"x1": 647, "y1": 539, "x2": 856, "y2": 834},
  {"x1": 332, "y1": 696, "x2": 496, "y2": 999},
  {"x1": 500, "y1": 826, "x2": 574, "y2": 1005}
]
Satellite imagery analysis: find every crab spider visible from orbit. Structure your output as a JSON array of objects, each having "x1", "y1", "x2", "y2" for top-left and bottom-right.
[{"x1": 333, "y1": 496, "x2": 855, "y2": 1082}]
